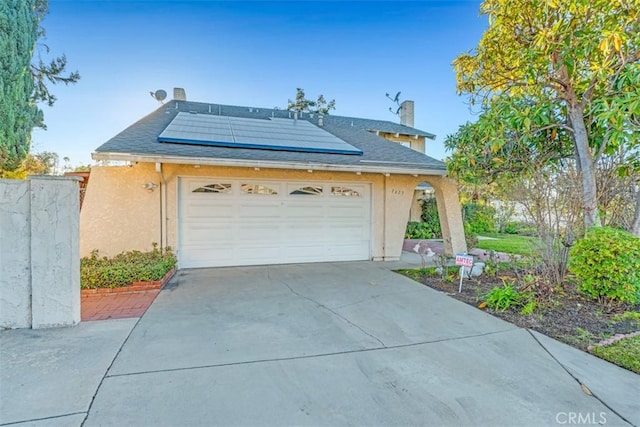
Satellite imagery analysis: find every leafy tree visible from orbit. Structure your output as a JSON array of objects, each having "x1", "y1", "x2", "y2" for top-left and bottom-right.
[
  {"x1": 449, "y1": 0, "x2": 640, "y2": 231},
  {"x1": 1, "y1": 0, "x2": 40, "y2": 171},
  {"x1": 314, "y1": 94, "x2": 336, "y2": 115},
  {"x1": 287, "y1": 88, "x2": 336, "y2": 115},
  {"x1": 0, "y1": 151, "x2": 59, "y2": 179},
  {"x1": 0, "y1": 0, "x2": 79, "y2": 172},
  {"x1": 62, "y1": 156, "x2": 91, "y2": 173},
  {"x1": 72, "y1": 164, "x2": 91, "y2": 172}
]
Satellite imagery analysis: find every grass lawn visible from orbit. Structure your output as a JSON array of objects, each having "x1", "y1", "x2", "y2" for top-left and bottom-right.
[
  {"x1": 476, "y1": 233, "x2": 537, "y2": 256},
  {"x1": 590, "y1": 335, "x2": 640, "y2": 374}
]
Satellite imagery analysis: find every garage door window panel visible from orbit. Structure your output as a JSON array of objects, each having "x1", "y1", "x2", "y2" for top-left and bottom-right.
[
  {"x1": 289, "y1": 185, "x2": 323, "y2": 196},
  {"x1": 331, "y1": 186, "x2": 361, "y2": 197},
  {"x1": 241, "y1": 183, "x2": 278, "y2": 195},
  {"x1": 192, "y1": 183, "x2": 232, "y2": 193}
]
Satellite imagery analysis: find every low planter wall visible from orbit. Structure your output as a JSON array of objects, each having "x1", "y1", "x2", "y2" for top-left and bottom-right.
[
  {"x1": 81, "y1": 268, "x2": 176, "y2": 296},
  {"x1": 403, "y1": 239, "x2": 444, "y2": 253}
]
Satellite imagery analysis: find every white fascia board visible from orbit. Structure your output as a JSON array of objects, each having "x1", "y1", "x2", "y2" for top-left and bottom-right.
[{"x1": 91, "y1": 152, "x2": 447, "y2": 176}]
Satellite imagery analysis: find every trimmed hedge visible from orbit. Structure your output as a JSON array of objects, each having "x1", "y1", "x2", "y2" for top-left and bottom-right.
[{"x1": 81, "y1": 247, "x2": 177, "y2": 289}]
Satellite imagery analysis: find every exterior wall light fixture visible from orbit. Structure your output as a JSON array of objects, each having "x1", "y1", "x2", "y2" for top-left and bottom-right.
[{"x1": 142, "y1": 182, "x2": 158, "y2": 192}]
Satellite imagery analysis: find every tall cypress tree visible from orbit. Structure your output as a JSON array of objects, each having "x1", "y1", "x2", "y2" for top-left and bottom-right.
[
  {"x1": 0, "y1": 0, "x2": 79, "y2": 172},
  {"x1": 0, "y1": 0, "x2": 40, "y2": 171}
]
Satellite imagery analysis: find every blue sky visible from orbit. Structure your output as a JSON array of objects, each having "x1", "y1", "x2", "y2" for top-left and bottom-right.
[{"x1": 33, "y1": 0, "x2": 487, "y2": 166}]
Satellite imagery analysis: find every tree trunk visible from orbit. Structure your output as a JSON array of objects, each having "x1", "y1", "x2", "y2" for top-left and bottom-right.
[
  {"x1": 632, "y1": 187, "x2": 640, "y2": 237},
  {"x1": 567, "y1": 105, "x2": 599, "y2": 229}
]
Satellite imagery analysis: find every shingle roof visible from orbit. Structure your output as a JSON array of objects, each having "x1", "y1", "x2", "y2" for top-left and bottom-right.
[{"x1": 93, "y1": 100, "x2": 445, "y2": 174}]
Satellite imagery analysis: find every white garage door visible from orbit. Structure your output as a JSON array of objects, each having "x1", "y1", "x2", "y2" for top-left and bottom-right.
[{"x1": 178, "y1": 178, "x2": 371, "y2": 268}]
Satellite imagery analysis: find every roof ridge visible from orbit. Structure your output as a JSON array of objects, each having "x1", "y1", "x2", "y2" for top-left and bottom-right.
[{"x1": 163, "y1": 99, "x2": 435, "y2": 138}]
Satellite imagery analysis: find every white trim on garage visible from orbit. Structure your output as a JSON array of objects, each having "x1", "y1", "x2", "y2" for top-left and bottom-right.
[{"x1": 177, "y1": 177, "x2": 372, "y2": 268}]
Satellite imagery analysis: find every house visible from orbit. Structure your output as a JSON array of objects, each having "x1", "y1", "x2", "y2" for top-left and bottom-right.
[{"x1": 80, "y1": 90, "x2": 465, "y2": 268}]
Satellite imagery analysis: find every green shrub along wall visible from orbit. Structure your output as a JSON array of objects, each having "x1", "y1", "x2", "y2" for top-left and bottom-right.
[{"x1": 81, "y1": 246, "x2": 177, "y2": 289}]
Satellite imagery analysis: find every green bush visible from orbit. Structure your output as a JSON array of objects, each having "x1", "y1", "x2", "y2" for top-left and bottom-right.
[
  {"x1": 484, "y1": 282, "x2": 522, "y2": 311},
  {"x1": 463, "y1": 203, "x2": 497, "y2": 234},
  {"x1": 484, "y1": 281, "x2": 533, "y2": 313},
  {"x1": 503, "y1": 222, "x2": 519, "y2": 234},
  {"x1": 405, "y1": 221, "x2": 435, "y2": 239},
  {"x1": 568, "y1": 227, "x2": 640, "y2": 304},
  {"x1": 81, "y1": 246, "x2": 177, "y2": 289},
  {"x1": 464, "y1": 223, "x2": 479, "y2": 249},
  {"x1": 420, "y1": 197, "x2": 442, "y2": 238}
]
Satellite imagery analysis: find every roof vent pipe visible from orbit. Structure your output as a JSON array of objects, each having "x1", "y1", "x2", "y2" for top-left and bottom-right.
[
  {"x1": 318, "y1": 114, "x2": 324, "y2": 127},
  {"x1": 294, "y1": 112, "x2": 298, "y2": 122}
]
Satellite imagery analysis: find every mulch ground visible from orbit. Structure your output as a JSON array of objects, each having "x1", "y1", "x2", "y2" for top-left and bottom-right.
[{"x1": 411, "y1": 270, "x2": 639, "y2": 351}]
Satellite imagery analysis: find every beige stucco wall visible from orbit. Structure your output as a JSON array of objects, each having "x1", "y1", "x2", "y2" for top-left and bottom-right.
[
  {"x1": 80, "y1": 162, "x2": 465, "y2": 263},
  {"x1": 80, "y1": 163, "x2": 161, "y2": 256}
]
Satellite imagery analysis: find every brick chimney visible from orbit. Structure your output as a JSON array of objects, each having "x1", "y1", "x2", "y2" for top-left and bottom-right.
[
  {"x1": 173, "y1": 87, "x2": 187, "y2": 101},
  {"x1": 400, "y1": 100, "x2": 414, "y2": 127}
]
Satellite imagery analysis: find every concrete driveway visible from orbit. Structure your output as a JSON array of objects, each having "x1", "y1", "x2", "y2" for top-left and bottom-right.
[{"x1": 2, "y1": 261, "x2": 639, "y2": 426}]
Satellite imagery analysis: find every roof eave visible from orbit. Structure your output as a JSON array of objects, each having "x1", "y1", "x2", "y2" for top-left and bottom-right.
[{"x1": 91, "y1": 152, "x2": 447, "y2": 176}]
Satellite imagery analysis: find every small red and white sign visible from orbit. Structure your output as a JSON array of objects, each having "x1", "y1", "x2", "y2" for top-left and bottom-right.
[{"x1": 455, "y1": 254, "x2": 474, "y2": 268}]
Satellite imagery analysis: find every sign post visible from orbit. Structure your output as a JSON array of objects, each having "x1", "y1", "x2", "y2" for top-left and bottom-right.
[{"x1": 455, "y1": 254, "x2": 474, "y2": 293}]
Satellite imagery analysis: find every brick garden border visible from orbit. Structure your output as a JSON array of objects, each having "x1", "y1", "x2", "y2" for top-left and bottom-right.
[{"x1": 81, "y1": 268, "x2": 176, "y2": 296}]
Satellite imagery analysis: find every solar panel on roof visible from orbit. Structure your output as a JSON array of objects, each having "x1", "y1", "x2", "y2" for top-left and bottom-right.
[{"x1": 157, "y1": 113, "x2": 362, "y2": 155}]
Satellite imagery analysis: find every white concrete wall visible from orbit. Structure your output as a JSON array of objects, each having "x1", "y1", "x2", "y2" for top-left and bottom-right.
[
  {"x1": 0, "y1": 176, "x2": 80, "y2": 329},
  {"x1": 0, "y1": 180, "x2": 32, "y2": 328}
]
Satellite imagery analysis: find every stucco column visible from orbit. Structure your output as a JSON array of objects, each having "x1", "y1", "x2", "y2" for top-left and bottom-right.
[
  {"x1": 431, "y1": 177, "x2": 467, "y2": 256},
  {"x1": 409, "y1": 189, "x2": 423, "y2": 222},
  {"x1": 30, "y1": 176, "x2": 81, "y2": 328},
  {"x1": 383, "y1": 175, "x2": 419, "y2": 261}
]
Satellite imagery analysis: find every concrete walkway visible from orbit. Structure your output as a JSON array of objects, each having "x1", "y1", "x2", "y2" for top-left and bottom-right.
[{"x1": 1, "y1": 261, "x2": 638, "y2": 426}]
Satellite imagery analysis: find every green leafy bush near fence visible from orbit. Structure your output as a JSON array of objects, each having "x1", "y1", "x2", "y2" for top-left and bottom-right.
[
  {"x1": 462, "y1": 203, "x2": 497, "y2": 234},
  {"x1": 420, "y1": 197, "x2": 443, "y2": 238},
  {"x1": 81, "y1": 246, "x2": 177, "y2": 289},
  {"x1": 569, "y1": 227, "x2": 640, "y2": 304},
  {"x1": 405, "y1": 221, "x2": 436, "y2": 239}
]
